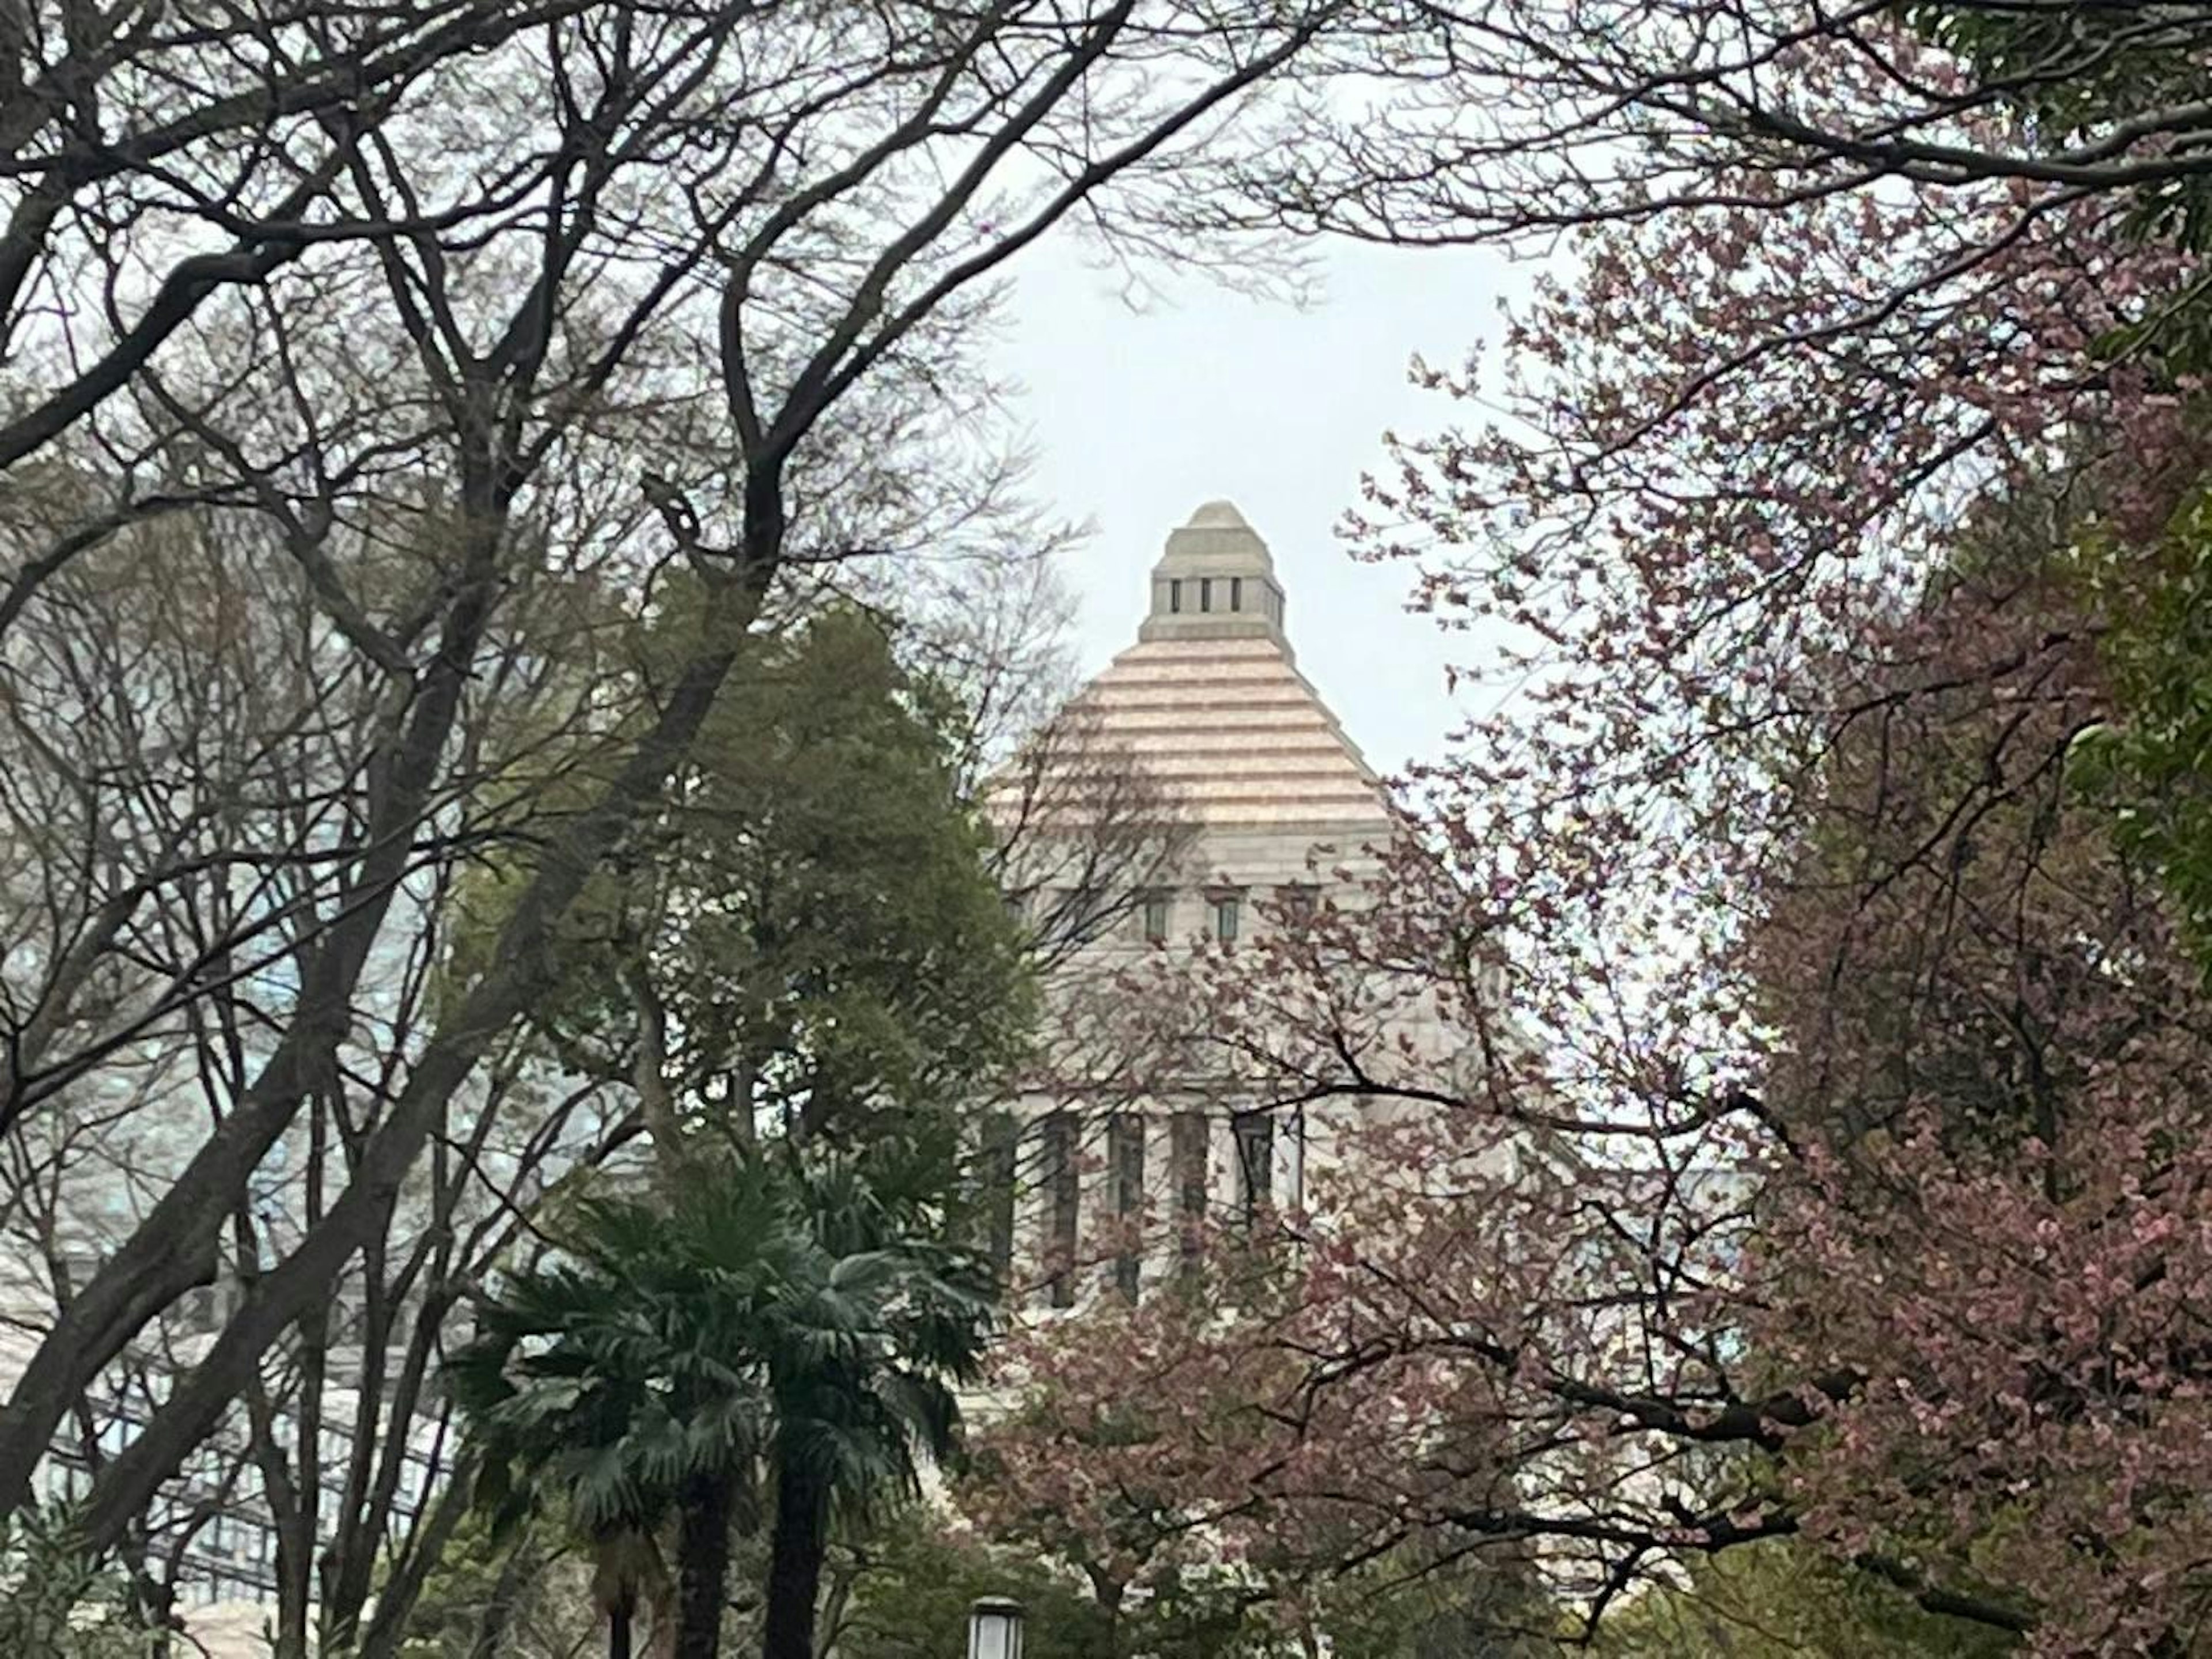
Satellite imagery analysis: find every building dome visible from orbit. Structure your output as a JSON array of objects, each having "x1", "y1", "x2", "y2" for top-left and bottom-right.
[{"x1": 1073, "y1": 501, "x2": 1385, "y2": 834}]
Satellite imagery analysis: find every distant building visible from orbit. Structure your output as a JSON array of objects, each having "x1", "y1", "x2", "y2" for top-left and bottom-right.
[{"x1": 992, "y1": 500, "x2": 1422, "y2": 1307}]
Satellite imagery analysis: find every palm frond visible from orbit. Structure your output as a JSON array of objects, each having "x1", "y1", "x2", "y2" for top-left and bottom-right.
[{"x1": 449, "y1": 1149, "x2": 996, "y2": 1553}]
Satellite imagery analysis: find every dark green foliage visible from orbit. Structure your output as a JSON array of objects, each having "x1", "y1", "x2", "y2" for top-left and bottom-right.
[
  {"x1": 2074, "y1": 490, "x2": 2212, "y2": 979},
  {"x1": 830, "y1": 1516, "x2": 1122, "y2": 1659},
  {"x1": 1588, "y1": 1538, "x2": 2018, "y2": 1657},
  {"x1": 452, "y1": 1150, "x2": 996, "y2": 1658},
  {"x1": 396, "y1": 1508, "x2": 594, "y2": 1659},
  {"x1": 443, "y1": 596, "x2": 1034, "y2": 1658},
  {"x1": 1884, "y1": 9, "x2": 2212, "y2": 985},
  {"x1": 1903, "y1": 6, "x2": 2211, "y2": 146},
  {"x1": 453, "y1": 600, "x2": 1036, "y2": 1157},
  {"x1": 1317, "y1": 1544, "x2": 1560, "y2": 1658},
  {"x1": 830, "y1": 1506, "x2": 1559, "y2": 1659},
  {"x1": 828, "y1": 1504, "x2": 1281, "y2": 1659},
  {"x1": 453, "y1": 1152, "x2": 998, "y2": 1516},
  {"x1": 0, "y1": 1510, "x2": 157, "y2": 1657},
  {"x1": 1901, "y1": 6, "x2": 2212, "y2": 369}
]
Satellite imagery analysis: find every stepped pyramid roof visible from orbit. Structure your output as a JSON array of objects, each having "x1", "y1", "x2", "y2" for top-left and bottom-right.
[{"x1": 1057, "y1": 501, "x2": 1392, "y2": 834}]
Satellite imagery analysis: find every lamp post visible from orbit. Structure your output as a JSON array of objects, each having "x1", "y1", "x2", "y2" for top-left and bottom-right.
[{"x1": 967, "y1": 1596, "x2": 1025, "y2": 1659}]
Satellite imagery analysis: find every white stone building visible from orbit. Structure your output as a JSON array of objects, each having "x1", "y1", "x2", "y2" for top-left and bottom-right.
[{"x1": 991, "y1": 499, "x2": 1408, "y2": 1308}]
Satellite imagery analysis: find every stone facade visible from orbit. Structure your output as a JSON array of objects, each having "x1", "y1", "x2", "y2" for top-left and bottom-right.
[{"x1": 995, "y1": 501, "x2": 1404, "y2": 1307}]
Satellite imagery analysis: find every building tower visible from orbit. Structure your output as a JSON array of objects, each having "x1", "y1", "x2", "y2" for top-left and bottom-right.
[{"x1": 999, "y1": 501, "x2": 1398, "y2": 1306}]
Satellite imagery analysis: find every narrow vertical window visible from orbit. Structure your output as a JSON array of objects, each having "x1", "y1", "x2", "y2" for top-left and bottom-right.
[
  {"x1": 1276, "y1": 883, "x2": 1317, "y2": 926},
  {"x1": 983, "y1": 1112, "x2": 1017, "y2": 1283},
  {"x1": 1212, "y1": 894, "x2": 1240, "y2": 943},
  {"x1": 1234, "y1": 1111, "x2": 1274, "y2": 1224},
  {"x1": 1199, "y1": 576, "x2": 1214, "y2": 612},
  {"x1": 1110, "y1": 1114, "x2": 1146, "y2": 1301},
  {"x1": 1045, "y1": 1112, "x2": 1079, "y2": 1308},
  {"x1": 1170, "y1": 578, "x2": 1183, "y2": 613},
  {"x1": 1172, "y1": 1111, "x2": 1209, "y2": 1269},
  {"x1": 1230, "y1": 575, "x2": 1244, "y2": 612},
  {"x1": 1142, "y1": 892, "x2": 1170, "y2": 942}
]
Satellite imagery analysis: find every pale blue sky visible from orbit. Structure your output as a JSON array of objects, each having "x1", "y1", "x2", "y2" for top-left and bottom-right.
[{"x1": 995, "y1": 233, "x2": 1522, "y2": 778}]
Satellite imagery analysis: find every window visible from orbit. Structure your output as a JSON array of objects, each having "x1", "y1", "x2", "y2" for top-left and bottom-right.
[
  {"x1": 1044, "y1": 1113, "x2": 1079, "y2": 1308},
  {"x1": 1234, "y1": 1111, "x2": 1274, "y2": 1223},
  {"x1": 1141, "y1": 892, "x2": 1170, "y2": 942},
  {"x1": 1199, "y1": 576, "x2": 1214, "y2": 612},
  {"x1": 1169, "y1": 578, "x2": 1183, "y2": 613},
  {"x1": 1211, "y1": 893, "x2": 1241, "y2": 944},
  {"x1": 983, "y1": 1112, "x2": 1017, "y2": 1282},
  {"x1": 1275, "y1": 883, "x2": 1317, "y2": 926},
  {"x1": 1230, "y1": 575, "x2": 1244, "y2": 612},
  {"x1": 1109, "y1": 1115, "x2": 1146, "y2": 1301},
  {"x1": 1172, "y1": 1111, "x2": 1209, "y2": 1268}
]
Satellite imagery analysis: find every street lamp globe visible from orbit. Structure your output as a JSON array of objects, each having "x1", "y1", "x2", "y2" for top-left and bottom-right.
[{"x1": 967, "y1": 1596, "x2": 1024, "y2": 1659}]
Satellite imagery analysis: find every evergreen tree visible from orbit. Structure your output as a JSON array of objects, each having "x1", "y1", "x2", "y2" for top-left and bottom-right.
[{"x1": 453, "y1": 1152, "x2": 994, "y2": 1659}]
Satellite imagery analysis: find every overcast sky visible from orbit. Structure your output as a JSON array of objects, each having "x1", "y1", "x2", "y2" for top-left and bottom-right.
[{"x1": 993, "y1": 232, "x2": 1526, "y2": 779}]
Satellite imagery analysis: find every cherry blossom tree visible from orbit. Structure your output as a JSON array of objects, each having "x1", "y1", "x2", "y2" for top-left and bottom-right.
[
  {"x1": 961, "y1": 1225, "x2": 1555, "y2": 1654},
  {"x1": 983, "y1": 13, "x2": 2212, "y2": 1645}
]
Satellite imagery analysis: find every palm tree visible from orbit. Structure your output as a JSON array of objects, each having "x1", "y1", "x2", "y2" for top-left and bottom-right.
[
  {"x1": 449, "y1": 1194, "x2": 763, "y2": 1659},
  {"x1": 748, "y1": 1164, "x2": 997, "y2": 1659},
  {"x1": 451, "y1": 1150, "x2": 995, "y2": 1659}
]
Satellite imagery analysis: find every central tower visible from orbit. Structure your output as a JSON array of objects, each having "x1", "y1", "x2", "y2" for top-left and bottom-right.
[{"x1": 1136, "y1": 499, "x2": 1290, "y2": 653}]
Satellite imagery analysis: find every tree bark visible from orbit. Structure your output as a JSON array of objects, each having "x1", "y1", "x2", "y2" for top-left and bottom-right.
[
  {"x1": 467, "y1": 1528, "x2": 534, "y2": 1659},
  {"x1": 759, "y1": 1452, "x2": 829, "y2": 1659},
  {"x1": 354, "y1": 1465, "x2": 478, "y2": 1659},
  {"x1": 674, "y1": 1474, "x2": 738, "y2": 1659},
  {"x1": 623, "y1": 959, "x2": 689, "y2": 1172},
  {"x1": 1082, "y1": 1566, "x2": 1126, "y2": 1659}
]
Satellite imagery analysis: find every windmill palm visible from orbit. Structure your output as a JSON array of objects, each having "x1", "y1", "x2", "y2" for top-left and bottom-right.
[
  {"x1": 451, "y1": 1150, "x2": 996, "y2": 1659},
  {"x1": 748, "y1": 1162, "x2": 999, "y2": 1659},
  {"x1": 449, "y1": 1191, "x2": 774, "y2": 1659}
]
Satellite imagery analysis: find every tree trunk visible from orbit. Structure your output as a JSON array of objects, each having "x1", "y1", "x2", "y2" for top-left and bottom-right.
[
  {"x1": 467, "y1": 1532, "x2": 534, "y2": 1659},
  {"x1": 1083, "y1": 1565, "x2": 1126, "y2": 1659},
  {"x1": 0, "y1": 507, "x2": 509, "y2": 1518},
  {"x1": 759, "y1": 1452, "x2": 829, "y2": 1659},
  {"x1": 675, "y1": 1474, "x2": 738, "y2": 1659},
  {"x1": 355, "y1": 1467, "x2": 478, "y2": 1659}
]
